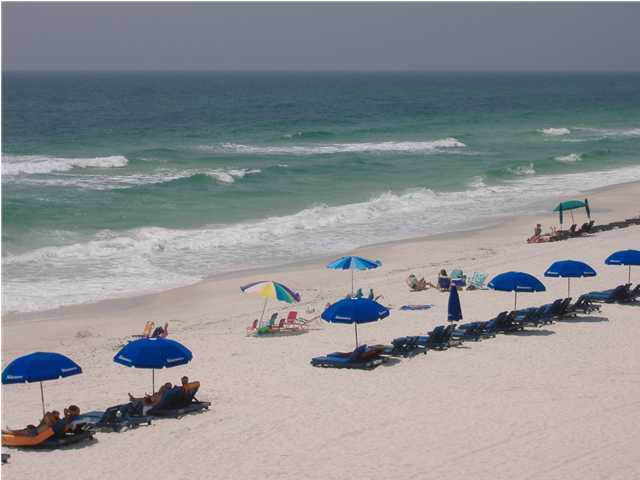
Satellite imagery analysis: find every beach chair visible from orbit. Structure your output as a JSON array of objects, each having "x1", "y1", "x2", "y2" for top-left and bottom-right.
[
  {"x1": 438, "y1": 277, "x2": 451, "y2": 291},
  {"x1": 246, "y1": 319, "x2": 258, "y2": 335},
  {"x1": 467, "y1": 272, "x2": 488, "y2": 290},
  {"x1": 587, "y1": 284, "x2": 629, "y2": 303},
  {"x1": 310, "y1": 345, "x2": 385, "y2": 369},
  {"x1": 72, "y1": 404, "x2": 152, "y2": 432},
  {"x1": 2, "y1": 427, "x2": 94, "y2": 449},
  {"x1": 565, "y1": 294, "x2": 601, "y2": 315},
  {"x1": 283, "y1": 311, "x2": 305, "y2": 330},
  {"x1": 450, "y1": 269, "x2": 467, "y2": 287},
  {"x1": 147, "y1": 385, "x2": 211, "y2": 418}
]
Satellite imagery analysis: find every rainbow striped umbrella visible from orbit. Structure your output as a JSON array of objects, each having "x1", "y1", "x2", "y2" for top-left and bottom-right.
[{"x1": 240, "y1": 281, "x2": 300, "y2": 328}]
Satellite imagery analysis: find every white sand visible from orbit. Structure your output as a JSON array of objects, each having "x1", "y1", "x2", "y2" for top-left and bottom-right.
[{"x1": 2, "y1": 181, "x2": 640, "y2": 479}]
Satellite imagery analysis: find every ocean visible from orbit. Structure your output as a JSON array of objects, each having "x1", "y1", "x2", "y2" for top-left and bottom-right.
[{"x1": 3, "y1": 71, "x2": 640, "y2": 313}]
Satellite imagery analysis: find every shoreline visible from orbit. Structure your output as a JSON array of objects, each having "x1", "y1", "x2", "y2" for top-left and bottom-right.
[{"x1": 3, "y1": 178, "x2": 639, "y2": 324}]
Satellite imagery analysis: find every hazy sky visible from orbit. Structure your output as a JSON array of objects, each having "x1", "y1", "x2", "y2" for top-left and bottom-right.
[{"x1": 3, "y1": 2, "x2": 640, "y2": 71}]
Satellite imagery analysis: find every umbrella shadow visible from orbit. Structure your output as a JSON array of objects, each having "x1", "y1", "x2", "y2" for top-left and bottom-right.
[
  {"x1": 250, "y1": 329, "x2": 310, "y2": 338},
  {"x1": 380, "y1": 357, "x2": 403, "y2": 367},
  {"x1": 509, "y1": 329, "x2": 556, "y2": 337},
  {"x1": 20, "y1": 435, "x2": 98, "y2": 453},
  {"x1": 558, "y1": 315, "x2": 609, "y2": 323}
]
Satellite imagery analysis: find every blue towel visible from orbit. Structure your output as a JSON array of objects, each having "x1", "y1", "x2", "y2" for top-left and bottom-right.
[{"x1": 399, "y1": 304, "x2": 433, "y2": 311}]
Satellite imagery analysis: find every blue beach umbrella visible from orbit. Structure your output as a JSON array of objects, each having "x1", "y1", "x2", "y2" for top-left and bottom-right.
[
  {"x1": 322, "y1": 297, "x2": 389, "y2": 348},
  {"x1": 327, "y1": 256, "x2": 382, "y2": 295},
  {"x1": 2, "y1": 352, "x2": 82, "y2": 416},
  {"x1": 605, "y1": 249, "x2": 640, "y2": 283},
  {"x1": 488, "y1": 271, "x2": 546, "y2": 310},
  {"x1": 114, "y1": 338, "x2": 193, "y2": 393},
  {"x1": 447, "y1": 285, "x2": 463, "y2": 322},
  {"x1": 544, "y1": 260, "x2": 597, "y2": 297}
]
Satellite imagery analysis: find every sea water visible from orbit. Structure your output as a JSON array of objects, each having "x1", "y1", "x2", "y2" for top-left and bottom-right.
[{"x1": 3, "y1": 72, "x2": 640, "y2": 312}]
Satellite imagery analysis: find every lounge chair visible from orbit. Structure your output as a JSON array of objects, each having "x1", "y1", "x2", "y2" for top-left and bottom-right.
[
  {"x1": 564, "y1": 294, "x2": 601, "y2": 315},
  {"x1": 587, "y1": 284, "x2": 630, "y2": 303},
  {"x1": 310, "y1": 345, "x2": 385, "y2": 369},
  {"x1": 1, "y1": 427, "x2": 94, "y2": 449},
  {"x1": 389, "y1": 325, "x2": 461, "y2": 356},
  {"x1": 147, "y1": 384, "x2": 211, "y2": 418},
  {"x1": 72, "y1": 404, "x2": 152, "y2": 432}
]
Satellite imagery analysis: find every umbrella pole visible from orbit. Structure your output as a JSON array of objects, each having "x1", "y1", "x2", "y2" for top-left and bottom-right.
[
  {"x1": 568, "y1": 278, "x2": 571, "y2": 298},
  {"x1": 258, "y1": 297, "x2": 268, "y2": 329},
  {"x1": 351, "y1": 270, "x2": 354, "y2": 296},
  {"x1": 629, "y1": 265, "x2": 632, "y2": 284},
  {"x1": 354, "y1": 322, "x2": 358, "y2": 349},
  {"x1": 514, "y1": 291, "x2": 518, "y2": 311},
  {"x1": 40, "y1": 381, "x2": 45, "y2": 417},
  {"x1": 152, "y1": 369, "x2": 155, "y2": 394}
]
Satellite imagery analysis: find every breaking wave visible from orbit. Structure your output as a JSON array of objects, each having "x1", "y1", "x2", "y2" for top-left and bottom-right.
[
  {"x1": 5, "y1": 163, "x2": 640, "y2": 313},
  {"x1": 2, "y1": 155, "x2": 129, "y2": 176},
  {"x1": 201, "y1": 137, "x2": 466, "y2": 155}
]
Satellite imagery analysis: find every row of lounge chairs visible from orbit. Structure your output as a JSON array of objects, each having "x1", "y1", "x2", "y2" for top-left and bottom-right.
[
  {"x1": 311, "y1": 294, "x2": 603, "y2": 368},
  {"x1": 547, "y1": 217, "x2": 640, "y2": 243}
]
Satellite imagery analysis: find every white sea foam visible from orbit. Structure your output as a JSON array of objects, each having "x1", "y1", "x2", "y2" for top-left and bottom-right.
[
  {"x1": 201, "y1": 138, "x2": 466, "y2": 155},
  {"x1": 5, "y1": 168, "x2": 261, "y2": 190},
  {"x1": 507, "y1": 163, "x2": 536, "y2": 176},
  {"x1": 5, "y1": 163, "x2": 640, "y2": 313},
  {"x1": 540, "y1": 128, "x2": 571, "y2": 136},
  {"x1": 2, "y1": 154, "x2": 128, "y2": 176},
  {"x1": 555, "y1": 153, "x2": 582, "y2": 163},
  {"x1": 573, "y1": 127, "x2": 640, "y2": 138}
]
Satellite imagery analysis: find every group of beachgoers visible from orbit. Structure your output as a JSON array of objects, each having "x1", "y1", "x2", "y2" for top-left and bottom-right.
[
  {"x1": 2, "y1": 374, "x2": 203, "y2": 449},
  {"x1": 527, "y1": 215, "x2": 640, "y2": 244},
  {"x1": 140, "y1": 320, "x2": 169, "y2": 338},
  {"x1": 407, "y1": 269, "x2": 480, "y2": 292}
]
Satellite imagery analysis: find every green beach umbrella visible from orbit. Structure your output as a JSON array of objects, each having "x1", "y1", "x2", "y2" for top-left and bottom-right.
[{"x1": 553, "y1": 198, "x2": 591, "y2": 226}]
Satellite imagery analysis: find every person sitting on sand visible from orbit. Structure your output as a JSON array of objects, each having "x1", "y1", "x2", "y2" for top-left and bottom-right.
[
  {"x1": 527, "y1": 224, "x2": 543, "y2": 243},
  {"x1": 438, "y1": 269, "x2": 451, "y2": 290},
  {"x1": 407, "y1": 274, "x2": 436, "y2": 291}
]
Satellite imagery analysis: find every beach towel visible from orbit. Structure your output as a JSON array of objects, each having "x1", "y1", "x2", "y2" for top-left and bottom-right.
[{"x1": 399, "y1": 304, "x2": 433, "y2": 311}]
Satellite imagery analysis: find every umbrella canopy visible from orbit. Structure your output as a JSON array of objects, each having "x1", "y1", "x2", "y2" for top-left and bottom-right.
[
  {"x1": 2, "y1": 352, "x2": 82, "y2": 416},
  {"x1": 447, "y1": 285, "x2": 463, "y2": 322},
  {"x1": 605, "y1": 249, "x2": 640, "y2": 283},
  {"x1": 114, "y1": 338, "x2": 192, "y2": 393},
  {"x1": 240, "y1": 280, "x2": 300, "y2": 329},
  {"x1": 327, "y1": 256, "x2": 382, "y2": 294},
  {"x1": 488, "y1": 271, "x2": 546, "y2": 310},
  {"x1": 553, "y1": 199, "x2": 590, "y2": 225},
  {"x1": 322, "y1": 297, "x2": 389, "y2": 347},
  {"x1": 240, "y1": 281, "x2": 300, "y2": 304},
  {"x1": 544, "y1": 260, "x2": 596, "y2": 296}
]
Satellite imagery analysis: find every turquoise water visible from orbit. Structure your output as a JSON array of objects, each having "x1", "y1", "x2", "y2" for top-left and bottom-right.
[{"x1": 3, "y1": 72, "x2": 640, "y2": 312}]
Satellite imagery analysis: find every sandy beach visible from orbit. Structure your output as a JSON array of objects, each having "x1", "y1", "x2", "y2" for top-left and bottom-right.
[{"x1": 2, "y1": 180, "x2": 640, "y2": 480}]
